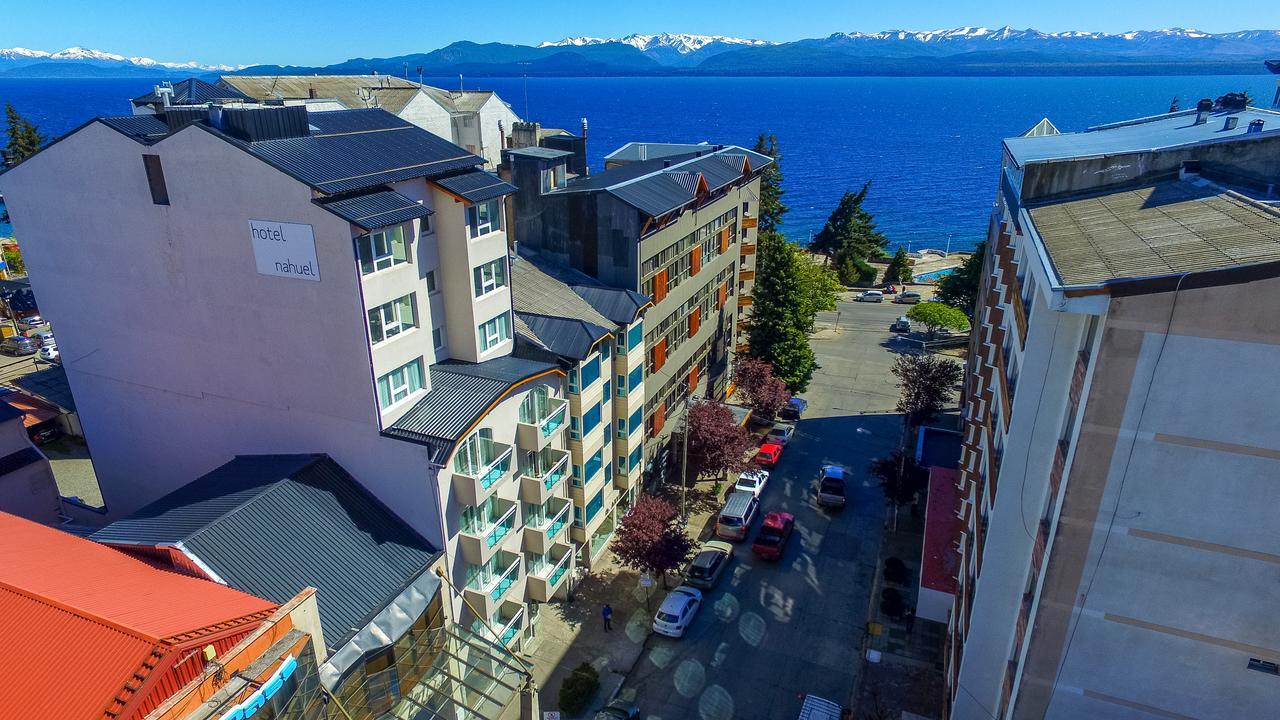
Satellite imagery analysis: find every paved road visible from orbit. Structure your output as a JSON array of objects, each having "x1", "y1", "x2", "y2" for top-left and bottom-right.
[{"x1": 617, "y1": 297, "x2": 908, "y2": 720}]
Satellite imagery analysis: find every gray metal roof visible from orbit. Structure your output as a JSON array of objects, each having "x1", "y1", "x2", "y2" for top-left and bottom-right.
[
  {"x1": 1004, "y1": 108, "x2": 1280, "y2": 166},
  {"x1": 515, "y1": 248, "x2": 649, "y2": 324},
  {"x1": 12, "y1": 365, "x2": 76, "y2": 412},
  {"x1": 97, "y1": 115, "x2": 173, "y2": 142},
  {"x1": 91, "y1": 454, "x2": 439, "y2": 651},
  {"x1": 433, "y1": 169, "x2": 517, "y2": 203},
  {"x1": 604, "y1": 141, "x2": 713, "y2": 163},
  {"x1": 503, "y1": 146, "x2": 572, "y2": 160},
  {"x1": 132, "y1": 78, "x2": 252, "y2": 105},
  {"x1": 385, "y1": 356, "x2": 559, "y2": 461},
  {"x1": 510, "y1": 256, "x2": 614, "y2": 328},
  {"x1": 571, "y1": 285, "x2": 649, "y2": 325},
  {"x1": 516, "y1": 313, "x2": 612, "y2": 362},
  {"x1": 317, "y1": 189, "x2": 434, "y2": 231}
]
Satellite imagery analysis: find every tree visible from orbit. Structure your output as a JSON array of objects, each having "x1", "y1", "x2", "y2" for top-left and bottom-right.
[
  {"x1": 684, "y1": 401, "x2": 755, "y2": 480},
  {"x1": 1, "y1": 245, "x2": 24, "y2": 277},
  {"x1": 1214, "y1": 91, "x2": 1252, "y2": 111},
  {"x1": 935, "y1": 242, "x2": 985, "y2": 315},
  {"x1": 906, "y1": 302, "x2": 969, "y2": 340},
  {"x1": 882, "y1": 247, "x2": 913, "y2": 285},
  {"x1": 834, "y1": 244, "x2": 876, "y2": 286},
  {"x1": 558, "y1": 663, "x2": 600, "y2": 716},
  {"x1": 810, "y1": 182, "x2": 888, "y2": 263},
  {"x1": 749, "y1": 231, "x2": 819, "y2": 392},
  {"x1": 4, "y1": 104, "x2": 46, "y2": 167},
  {"x1": 890, "y1": 352, "x2": 964, "y2": 426},
  {"x1": 793, "y1": 256, "x2": 841, "y2": 329},
  {"x1": 752, "y1": 133, "x2": 788, "y2": 234},
  {"x1": 731, "y1": 356, "x2": 791, "y2": 417},
  {"x1": 869, "y1": 449, "x2": 928, "y2": 506},
  {"x1": 612, "y1": 495, "x2": 696, "y2": 588}
]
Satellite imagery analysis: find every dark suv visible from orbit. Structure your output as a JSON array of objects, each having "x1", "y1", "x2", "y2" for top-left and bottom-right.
[{"x1": 0, "y1": 335, "x2": 37, "y2": 356}]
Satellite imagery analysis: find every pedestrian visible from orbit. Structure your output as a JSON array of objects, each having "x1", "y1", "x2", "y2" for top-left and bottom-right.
[
  {"x1": 602, "y1": 603, "x2": 613, "y2": 632},
  {"x1": 904, "y1": 607, "x2": 916, "y2": 634}
]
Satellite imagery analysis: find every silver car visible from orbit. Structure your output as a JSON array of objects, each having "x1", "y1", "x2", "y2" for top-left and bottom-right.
[{"x1": 652, "y1": 586, "x2": 703, "y2": 638}]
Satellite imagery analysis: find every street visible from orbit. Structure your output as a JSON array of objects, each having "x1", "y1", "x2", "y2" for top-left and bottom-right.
[{"x1": 616, "y1": 293, "x2": 914, "y2": 719}]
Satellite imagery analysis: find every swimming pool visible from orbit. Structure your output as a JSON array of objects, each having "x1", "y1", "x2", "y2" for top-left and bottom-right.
[{"x1": 913, "y1": 268, "x2": 955, "y2": 283}]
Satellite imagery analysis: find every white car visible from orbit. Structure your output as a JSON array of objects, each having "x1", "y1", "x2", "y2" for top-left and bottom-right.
[
  {"x1": 17, "y1": 314, "x2": 47, "y2": 330},
  {"x1": 765, "y1": 423, "x2": 796, "y2": 447},
  {"x1": 857, "y1": 290, "x2": 884, "y2": 303},
  {"x1": 652, "y1": 586, "x2": 703, "y2": 638},
  {"x1": 37, "y1": 346, "x2": 59, "y2": 363},
  {"x1": 734, "y1": 468, "x2": 770, "y2": 497}
]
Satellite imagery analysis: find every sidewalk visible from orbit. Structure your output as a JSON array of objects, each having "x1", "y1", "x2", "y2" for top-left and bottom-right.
[
  {"x1": 855, "y1": 507, "x2": 946, "y2": 719},
  {"x1": 519, "y1": 483, "x2": 727, "y2": 719}
]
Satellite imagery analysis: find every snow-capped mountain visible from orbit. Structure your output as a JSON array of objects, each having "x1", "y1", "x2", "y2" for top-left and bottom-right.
[
  {"x1": 541, "y1": 33, "x2": 773, "y2": 54},
  {"x1": 0, "y1": 46, "x2": 242, "y2": 76}
]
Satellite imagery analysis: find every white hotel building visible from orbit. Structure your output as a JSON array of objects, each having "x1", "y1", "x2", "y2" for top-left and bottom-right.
[{"x1": 0, "y1": 98, "x2": 579, "y2": 648}]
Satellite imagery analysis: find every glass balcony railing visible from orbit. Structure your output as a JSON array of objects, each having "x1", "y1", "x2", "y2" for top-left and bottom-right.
[
  {"x1": 455, "y1": 439, "x2": 513, "y2": 491},
  {"x1": 499, "y1": 607, "x2": 524, "y2": 646},
  {"x1": 461, "y1": 501, "x2": 517, "y2": 549},
  {"x1": 539, "y1": 404, "x2": 567, "y2": 437},
  {"x1": 488, "y1": 556, "x2": 521, "y2": 601},
  {"x1": 545, "y1": 549, "x2": 572, "y2": 587},
  {"x1": 466, "y1": 554, "x2": 522, "y2": 603}
]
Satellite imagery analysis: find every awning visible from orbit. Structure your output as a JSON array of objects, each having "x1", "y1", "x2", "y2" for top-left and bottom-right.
[
  {"x1": 433, "y1": 170, "x2": 517, "y2": 204},
  {"x1": 0, "y1": 391, "x2": 60, "y2": 428},
  {"x1": 317, "y1": 190, "x2": 434, "y2": 231}
]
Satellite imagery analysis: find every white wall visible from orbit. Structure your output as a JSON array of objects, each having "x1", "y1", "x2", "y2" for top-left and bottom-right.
[
  {"x1": 476, "y1": 96, "x2": 522, "y2": 169},
  {"x1": 0, "y1": 122, "x2": 445, "y2": 541},
  {"x1": 397, "y1": 95, "x2": 455, "y2": 148}
]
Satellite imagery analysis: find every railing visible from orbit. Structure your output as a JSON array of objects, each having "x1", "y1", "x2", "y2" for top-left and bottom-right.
[
  {"x1": 541, "y1": 548, "x2": 572, "y2": 587},
  {"x1": 483, "y1": 556, "x2": 521, "y2": 602},
  {"x1": 538, "y1": 454, "x2": 569, "y2": 491},
  {"x1": 540, "y1": 404, "x2": 567, "y2": 437},
  {"x1": 458, "y1": 443, "x2": 513, "y2": 491},
  {"x1": 485, "y1": 504, "x2": 517, "y2": 548},
  {"x1": 544, "y1": 502, "x2": 570, "y2": 539},
  {"x1": 499, "y1": 607, "x2": 524, "y2": 646}
]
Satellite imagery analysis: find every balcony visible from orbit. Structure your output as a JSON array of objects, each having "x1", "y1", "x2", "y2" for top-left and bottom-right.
[
  {"x1": 523, "y1": 497, "x2": 571, "y2": 554},
  {"x1": 519, "y1": 448, "x2": 570, "y2": 504},
  {"x1": 463, "y1": 551, "x2": 522, "y2": 621},
  {"x1": 458, "y1": 499, "x2": 519, "y2": 565},
  {"x1": 496, "y1": 600, "x2": 525, "y2": 648},
  {"x1": 740, "y1": 242, "x2": 756, "y2": 256},
  {"x1": 526, "y1": 543, "x2": 573, "y2": 602},
  {"x1": 516, "y1": 397, "x2": 568, "y2": 450},
  {"x1": 452, "y1": 438, "x2": 514, "y2": 506}
]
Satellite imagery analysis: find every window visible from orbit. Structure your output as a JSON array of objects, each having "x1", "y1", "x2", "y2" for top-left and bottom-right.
[
  {"x1": 570, "y1": 416, "x2": 580, "y2": 440},
  {"x1": 367, "y1": 294, "x2": 416, "y2": 344},
  {"x1": 377, "y1": 358, "x2": 424, "y2": 409},
  {"x1": 432, "y1": 327, "x2": 444, "y2": 350},
  {"x1": 585, "y1": 489, "x2": 604, "y2": 521},
  {"x1": 477, "y1": 312, "x2": 510, "y2": 352},
  {"x1": 573, "y1": 505, "x2": 584, "y2": 528},
  {"x1": 572, "y1": 463, "x2": 582, "y2": 486},
  {"x1": 357, "y1": 226, "x2": 408, "y2": 275},
  {"x1": 584, "y1": 450, "x2": 603, "y2": 481},
  {"x1": 628, "y1": 365, "x2": 643, "y2": 392},
  {"x1": 583, "y1": 403, "x2": 601, "y2": 434},
  {"x1": 616, "y1": 419, "x2": 627, "y2": 439},
  {"x1": 568, "y1": 368, "x2": 579, "y2": 393},
  {"x1": 617, "y1": 375, "x2": 626, "y2": 396},
  {"x1": 473, "y1": 257, "x2": 508, "y2": 297},
  {"x1": 540, "y1": 164, "x2": 566, "y2": 193},
  {"x1": 142, "y1": 154, "x2": 169, "y2": 205},
  {"x1": 580, "y1": 355, "x2": 601, "y2": 388},
  {"x1": 601, "y1": 343, "x2": 611, "y2": 361},
  {"x1": 425, "y1": 270, "x2": 438, "y2": 293},
  {"x1": 629, "y1": 408, "x2": 643, "y2": 435},
  {"x1": 466, "y1": 200, "x2": 503, "y2": 238},
  {"x1": 615, "y1": 331, "x2": 626, "y2": 353},
  {"x1": 604, "y1": 462, "x2": 613, "y2": 482},
  {"x1": 618, "y1": 454, "x2": 627, "y2": 472},
  {"x1": 629, "y1": 445, "x2": 642, "y2": 471},
  {"x1": 602, "y1": 380, "x2": 611, "y2": 401}
]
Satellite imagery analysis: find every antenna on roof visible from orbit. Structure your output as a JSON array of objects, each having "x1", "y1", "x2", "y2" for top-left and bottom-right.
[
  {"x1": 417, "y1": 66, "x2": 424, "y2": 85},
  {"x1": 459, "y1": 73, "x2": 464, "y2": 93},
  {"x1": 404, "y1": 62, "x2": 408, "y2": 80}
]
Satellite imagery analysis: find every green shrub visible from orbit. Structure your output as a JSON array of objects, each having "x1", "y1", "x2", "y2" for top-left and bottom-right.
[{"x1": 558, "y1": 662, "x2": 600, "y2": 716}]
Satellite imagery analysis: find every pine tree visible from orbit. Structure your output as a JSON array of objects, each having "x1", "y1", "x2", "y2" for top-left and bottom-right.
[
  {"x1": 883, "y1": 247, "x2": 913, "y2": 285},
  {"x1": 3, "y1": 104, "x2": 46, "y2": 167},
  {"x1": 811, "y1": 182, "x2": 887, "y2": 263},
  {"x1": 748, "y1": 232, "x2": 820, "y2": 392},
  {"x1": 936, "y1": 241, "x2": 985, "y2": 315},
  {"x1": 752, "y1": 133, "x2": 788, "y2": 235}
]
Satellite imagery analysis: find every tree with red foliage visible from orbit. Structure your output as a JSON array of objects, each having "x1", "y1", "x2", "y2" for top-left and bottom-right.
[
  {"x1": 684, "y1": 401, "x2": 755, "y2": 481},
  {"x1": 612, "y1": 495, "x2": 696, "y2": 588},
  {"x1": 731, "y1": 357, "x2": 792, "y2": 418}
]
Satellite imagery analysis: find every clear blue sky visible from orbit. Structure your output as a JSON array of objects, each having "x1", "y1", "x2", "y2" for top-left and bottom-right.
[{"x1": 9, "y1": 0, "x2": 1280, "y2": 67}]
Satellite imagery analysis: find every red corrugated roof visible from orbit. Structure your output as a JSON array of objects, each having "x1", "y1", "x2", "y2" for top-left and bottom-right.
[
  {"x1": 0, "y1": 391, "x2": 60, "y2": 428},
  {"x1": 921, "y1": 467, "x2": 962, "y2": 595},
  {"x1": 0, "y1": 513, "x2": 277, "y2": 719}
]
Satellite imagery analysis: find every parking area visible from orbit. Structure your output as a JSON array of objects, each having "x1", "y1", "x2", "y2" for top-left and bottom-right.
[{"x1": 615, "y1": 294, "x2": 913, "y2": 720}]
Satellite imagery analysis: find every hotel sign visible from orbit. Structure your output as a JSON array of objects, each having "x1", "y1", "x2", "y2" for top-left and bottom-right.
[{"x1": 249, "y1": 220, "x2": 321, "y2": 281}]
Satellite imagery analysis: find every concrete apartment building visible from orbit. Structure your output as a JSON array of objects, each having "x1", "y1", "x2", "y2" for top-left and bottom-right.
[
  {"x1": 948, "y1": 103, "x2": 1280, "y2": 719},
  {"x1": 0, "y1": 95, "x2": 575, "y2": 656},
  {"x1": 505, "y1": 142, "x2": 769, "y2": 463},
  {"x1": 215, "y1": 75, "x2": 523, "y2": 168},
  {"x1": 510, "y1": 251, "x2": 649, "y2": 568}
]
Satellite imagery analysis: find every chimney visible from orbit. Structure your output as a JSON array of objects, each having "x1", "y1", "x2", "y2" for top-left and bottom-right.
[
  {"x1": 1224, "y1": 116, "x2": 1239, "y2": 131},
  {"x1": 308, "y1": 85, "x2": 316, "y2": 99},
  {"x1": 1194, "y1": 98, "x2": 1213, "y2": 125},
  {"x1": 1248, "y1": 119, "x2": 1266, "y2": 134},
  {"x1": 581, "y1": 117, "x2": 588, "y2": 139},
  {"x1": 155, "y1": 81, "x2": 174, "y2": 109}
]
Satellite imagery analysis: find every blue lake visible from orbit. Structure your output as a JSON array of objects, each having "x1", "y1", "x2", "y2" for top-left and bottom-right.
[{"x1": 1, "y1": 74, "x2": 1275, "y2": 249}]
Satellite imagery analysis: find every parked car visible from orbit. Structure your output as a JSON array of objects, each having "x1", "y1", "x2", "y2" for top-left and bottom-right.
[
  {"x1": 734, "y1": 468, "x2": 770, "y2": 497},
  {"x1": 751, "y1": 512, "x2": 796, "y2": 561},
  {"x1": 16, "y1": 315, "x2": 47, "y2": 330},
  {"x1": 685, "y1": 540, "x2": 734, "y2": 589},
  {"x1": 755, "y1": 442, "x2": 784, "y2": 466},
  {"x1": 882, "y1": 284, "x2": 898, "y2": 294},
  {"x1": 891, "y1": 316, "x2": 912, "y2": 333},
  {"x1": 816, "y1": 465, "x2": 847, "y2": 509},
  {"x1": 30, "y1": 330, "x2": 55, "y2": 347},
  {"x1": 652, "y1": 586, "x2": 703, "y2": 638},
  {"x1": 856, "y1": 290, "x2": 884, "y2": 303},
  {"x1": 796, "y1": 694, "x2": 844, "y2": 720},
  {"x1": 594, "y1": 700, "x2": 641, "y2": 720},
  {"x1": 779, "y1": 397, "x2": 808, "y2": 422},
  {"x1": 715, "y1": 491, "x2": 760, "y2": 541},
  {"x1": 894, "y1": 291, "x2": 922, "y2": 304},
  {"x1": 0, "y1": 335, "x2": 37, "y2": 356},
  {"x1": 765, "y1": 422, "x2": 796, "y2": 447},
  {"x1": 37, "y1": 346, "x2": 59, "y2": 363},
  {"x1": 29, "y1": 425, "x2": 59, "y2": 445}
]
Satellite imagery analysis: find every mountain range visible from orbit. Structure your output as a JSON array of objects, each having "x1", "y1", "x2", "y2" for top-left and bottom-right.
[{"x1": 5, "y1": 28, "x2": 1280, "y2": 79}]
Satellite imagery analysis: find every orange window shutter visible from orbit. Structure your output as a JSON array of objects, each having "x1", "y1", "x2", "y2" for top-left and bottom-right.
[
  {"x1": 654, "y1": 338, "x2": 667, "y2": 371},
  {"x1": 689, "y1": 364, "x2": 699, "y2": 388},
  {"x1": 653, "y1": 268, "x2": 668, "y2": 304},
  {"x1": 651, "y1": 403, "x2": 666, "y2": 437},
  {"x1": 688, "y1": 307, "x2": 701, "y2": 337},
  {"x1": 691, "y1": 246, "x2": 702, "y2": 275},
  {"x1": 717, "y1": 283, "x2": 727, "y2": 308},
  {"x1": 719, "y1": 227, "x2": 730, "y2": 253}
]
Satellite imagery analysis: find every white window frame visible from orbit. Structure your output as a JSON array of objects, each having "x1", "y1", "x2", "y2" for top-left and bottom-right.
[
  {"x1": 466, "y1": 200, "x2": 503, "y2": 239},
  {"x1": 478, "y1": 312, "x2": 511, "y2": 353},
  {"x1": 368, "y1": 294, "x2": 416, "y2": 345},
  {"x1": 377, "y1": 358, "x2": 424, "y2": 410},
  {"x1": 473, "y1": 257, "x2": 508, "y2": 297},
  {"x1": 357, "y1": 226, "x2": 408, "y2": 275}
]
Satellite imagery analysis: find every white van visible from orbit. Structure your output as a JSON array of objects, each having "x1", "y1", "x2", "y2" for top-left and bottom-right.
[{"x1": 715, "y1": 491, "x2": 760, "y2": 541}]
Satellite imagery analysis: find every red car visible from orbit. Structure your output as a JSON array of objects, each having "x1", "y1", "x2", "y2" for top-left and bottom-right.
[
  {"x1": 751, "y1": 512, "x2": 795, "y2": 560},
  {"x1": 755, "y1": 441, "x2": 784, "y2": 466}
]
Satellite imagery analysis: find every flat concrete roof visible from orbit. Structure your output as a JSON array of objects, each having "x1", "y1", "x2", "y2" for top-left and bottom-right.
[
  {"x1": 1028, "y1": 179, "x2": 1280, "y2": 287},
  {"x1": 1004, "y1": 108, "x2": 1280, "y2": 166}
]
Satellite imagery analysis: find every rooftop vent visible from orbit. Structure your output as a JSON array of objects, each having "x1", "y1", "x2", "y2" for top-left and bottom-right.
[
  {"x1": 218, "y1": 105, "x2": 311, "y2": 142},
  {"x1": 1224, "y1": 116, "x2": 1239, "y2": 131},
  {"x1": 1248, "y1": 658, "x2": 1279, "y2": 676},
  {"x1": 1194, "y1": 98, "x2": 1213, "y2": 125},
  {"x1": 1248, "y1": 119, "x2": 1266, "y2": 134}
]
